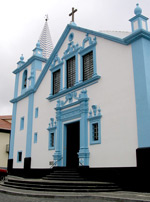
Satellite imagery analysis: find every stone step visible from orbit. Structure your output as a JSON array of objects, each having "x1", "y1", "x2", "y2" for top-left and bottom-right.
[
  {"x1": 3, "y1": 183, "x2": 121, "y2": 192},
  {"x1": 4, "y1": 180, "x2": 119, "y2": 189},
  {"x1": 6, "y1": 178, "x2": 116, "y2": 186},
  {"x1": 45, "y1": 174, "x2": 82, "y2": 178},
  {"x1": 43, "y1": 176, "x2": 85, "y2": 181},
  {"x1": 50, "y1": 172, "x2": 81, "y2": 176}
]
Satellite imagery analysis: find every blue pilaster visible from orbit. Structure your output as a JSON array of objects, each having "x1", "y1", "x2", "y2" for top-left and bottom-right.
[
  {"x1": 132, "y1": 38, "x2": 150, "y2": 148},
  {"x1": 78, "y1": 90, "x2": 90, "y2": 166},
  {"x1": 53, "y1": 101, "x2": 62, "y2": 166},
  {"x1": 25, "y1": 93, "x2": 34, "y2": 157},
  {"x1": 9, "y1": 103, "x2": 17, "y2": 159}
]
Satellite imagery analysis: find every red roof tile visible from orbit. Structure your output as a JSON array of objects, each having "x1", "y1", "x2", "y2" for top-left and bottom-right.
[{"x1": 0, "y1": 115, "x2": 12, "y2": 130}]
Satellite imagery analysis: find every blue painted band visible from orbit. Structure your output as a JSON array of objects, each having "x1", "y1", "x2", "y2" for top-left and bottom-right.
[
  {"x1": 13, "y1": 56, "x2": 47, "y2": 74},
  {"x1": 25, "y1": 93, "x2": 34, "y2": 157},
  {"x1": 131, "y1": 37, "x2": 150, "y2": 147},
  {"x1": 47, "y1": 75, "x2": 100, "y2": 101}
]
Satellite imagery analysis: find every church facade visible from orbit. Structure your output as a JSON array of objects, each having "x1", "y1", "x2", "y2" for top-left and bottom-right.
[{"x1": 8, "y1": 4, "x2": 150, "y2": 177}]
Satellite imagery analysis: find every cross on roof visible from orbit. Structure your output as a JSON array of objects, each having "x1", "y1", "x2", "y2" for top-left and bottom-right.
[{"x1": 69, "y1": 7, "x2": 77, "y2": 22}]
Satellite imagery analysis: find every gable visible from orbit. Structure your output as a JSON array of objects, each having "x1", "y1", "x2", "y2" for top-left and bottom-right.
[{"x1": 10, "y1": 24, "x2": 150, "y2": 103}]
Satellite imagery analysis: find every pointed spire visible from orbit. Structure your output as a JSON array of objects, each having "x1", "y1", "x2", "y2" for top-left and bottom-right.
[{"x1": 39, "y1": 15, "x2": 53, "y2": 59}]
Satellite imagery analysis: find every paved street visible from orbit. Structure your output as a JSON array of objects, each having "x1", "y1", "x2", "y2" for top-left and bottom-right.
[{"x1": 0, "y1": 193, "x2": 113, "y2": 202}]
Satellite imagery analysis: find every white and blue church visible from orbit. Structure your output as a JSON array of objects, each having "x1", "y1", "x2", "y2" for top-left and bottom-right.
[{"x1": 8, "y1": 4, "x2": 150, "y2": 182}]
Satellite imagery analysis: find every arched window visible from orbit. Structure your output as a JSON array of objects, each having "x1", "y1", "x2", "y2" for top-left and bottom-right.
[{"x1": 22, "y1": 70, "x2": 27, "y2": 89}]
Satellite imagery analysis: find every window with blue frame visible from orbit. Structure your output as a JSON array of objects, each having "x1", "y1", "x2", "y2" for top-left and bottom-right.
[
  {"x1": 34, "y1": 132, "x2": 38, "y2": 143},
  {"x1": 22, "y1": 69, "x2": 27, "y2": 89},
  {"x1": 17, "y1": 151, "x2": 22, "y2": 162},
  {"x1": 20, "y1": 117, "x2": 24, "y2": 130},
  {"x1": 67, "y1": 56, "x2": 76, "y2": 88},
  {"x1": 83, "y1": 51, "x2": 93, "y2": 81},
  {"x1": 35, "y1": 107, "x2": 39, "y2": 118},
  {"x1": 92, "y1": 122, "x2": 98, "y2": 141},
  {"x1": 49, "y1": 132, "x2": 55, "y2": 150},
  {"x1": 47, "y1": 118, "x2": 56, "y2": 150},
  {"x1": 79, "y1": 34, "x2": 97, "y2": 83},
  {"x1": 88, "y1": 106, "x2": 101, "y2": 145},
  {"x1": 53, "y1": 70, "x2": 60, "y2": 95},
  {"x1": 90, "y1": 120, "x2": 101, "y2": 144}
]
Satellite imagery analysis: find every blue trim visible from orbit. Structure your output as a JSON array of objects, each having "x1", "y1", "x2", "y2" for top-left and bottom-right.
[
  {"x1": 63, "y1": 124, "x2": 67, "y2": 166},
  {"x1": 124, "y1": 29, "x2": 150, "y2": 44},
  {"x1": 34, "y1": 132, "x2": 37, "y2": 144},
  {"x1": 10, "y1": 88, "x2": 34, "y2": 103},
  {"x1": 20, "y1": 117, "x2": 24, "y2": 130},
  {"x1": 47, "y1": 119, "x2": 56, "y2": 150},
  {"x1": 68, "y1": 32, "x2": 74, "y2": 41},
  {"x1": 29, "y1": 60, "x2": 42, "y2": 88},
  {"x1": 48, "y1": 131, "x2": 55, "y2": 150},
  {"x1": 89, "y1": 117, "x2": 101, "y2": 145},
  {"x1": 32, "y1": 42, "x2": 43, "y2": 57},
  {"x1": 11, "y1": 25, "x2": 150, "y2": 104},
  {"x1": 131, "y1": 38, "x2": 150, "y2": 147},
  {"x1": 35, "y1": 107, "x2": 38, "y2": 118},
  {"x1": 79, "y1": 34, "x2": 97, "y2": 82},
  {"x1": 62, "y1": 38, "x2": 80, "y2": 89},
  {"x1": 17, "y1": 151, "x2": 22, "y2": 162},
  {"x1": 88, "y1": 106, "x2": 102, "y2": 145},
  {"x1": 129, "y1": 14, "x2": 148, "y2": 32},
  {"x1": 49, "y1": 56, "x2": 63, "y2": 95},
  {"x1": 9, "y1": 103, "x2": 17, "y2": 159},
  {"x1": 14, "y1": 73, "x2": 19, "y2": 98},
  {"x1": 25, "y1": 93, "x2": 34, "y2": 157},
  {"x1": 47, "y1": 75, "x2": 100, "y2": 101},
  {"x1": 54, "y1": 89, "x2": 90, "y2": 167},
  {"x1": 13, "y1": 55, "x2": 47, "y2": 74}
]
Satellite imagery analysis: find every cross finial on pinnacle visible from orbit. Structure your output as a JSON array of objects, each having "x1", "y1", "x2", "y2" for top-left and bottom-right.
[
  {"x1": 45, "y1": 14, "x2": 49, "y2": 21},
  {"x1": 69, "y1": 7, "x2": 77, "y2": 22}
]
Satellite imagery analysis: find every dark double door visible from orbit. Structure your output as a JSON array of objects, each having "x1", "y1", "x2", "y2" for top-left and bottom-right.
[{"x1": 66, "y1": 121, "x2": 80, "y2": 168}]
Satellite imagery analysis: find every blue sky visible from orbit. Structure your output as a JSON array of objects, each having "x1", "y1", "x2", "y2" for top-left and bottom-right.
[{"x1": 0, "y1": 0, "x2": 150, "y2": 115}]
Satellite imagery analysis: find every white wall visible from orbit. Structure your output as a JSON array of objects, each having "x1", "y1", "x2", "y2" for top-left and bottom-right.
[
  {"x1": 17, "y1": 28, "x2": 138, "y2": 169},
  {"x1": 13, "y1": 97, "x2": 28, "y2": 168}
]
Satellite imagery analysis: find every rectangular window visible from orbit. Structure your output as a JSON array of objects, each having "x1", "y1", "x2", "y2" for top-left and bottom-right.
[
  {"x1": 17, "y1": 151, "x2": 22, "y2": 162},
  {"x1": 83, "y1": 51, "x2": 93, "y2": 81},
  {"x1": 49, "y1": 132, "x2": 55, "y2": 150},
  {"x1": 53, "y1": 70, "x2": 60, "y2": 95},
  {"x1": 51, "y1": 133, "x2": 54, "y2": 147},
  {"x1": 20, "y1": 117, "x2": 24, "y2": 130},
  {"x1": 92, "y1": 123, "x2": 98, "y2": 141},
  {"x1": 34, "y1": 132, "x2": 37, "y2": 143},
  {"x1": 67, "y1": 56, "x2": 75, "y2": 88},
  {"x1": 35, "y1": 107, "x2": 39, "y2": 118}
]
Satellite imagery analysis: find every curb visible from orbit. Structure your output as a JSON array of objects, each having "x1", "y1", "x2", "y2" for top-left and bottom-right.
[{"x1": 0, "y1": 187, "x2": 150, "y2": 202}]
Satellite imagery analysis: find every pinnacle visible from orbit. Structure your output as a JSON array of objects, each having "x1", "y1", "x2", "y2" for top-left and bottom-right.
[{"x1": 39, "y1": 20, "x2": 53, "y2": 59}]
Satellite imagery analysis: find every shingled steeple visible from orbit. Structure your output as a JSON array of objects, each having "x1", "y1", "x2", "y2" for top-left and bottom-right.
[{"x1": 39, "y1": 15, "x2": 53, "y2": 59}]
